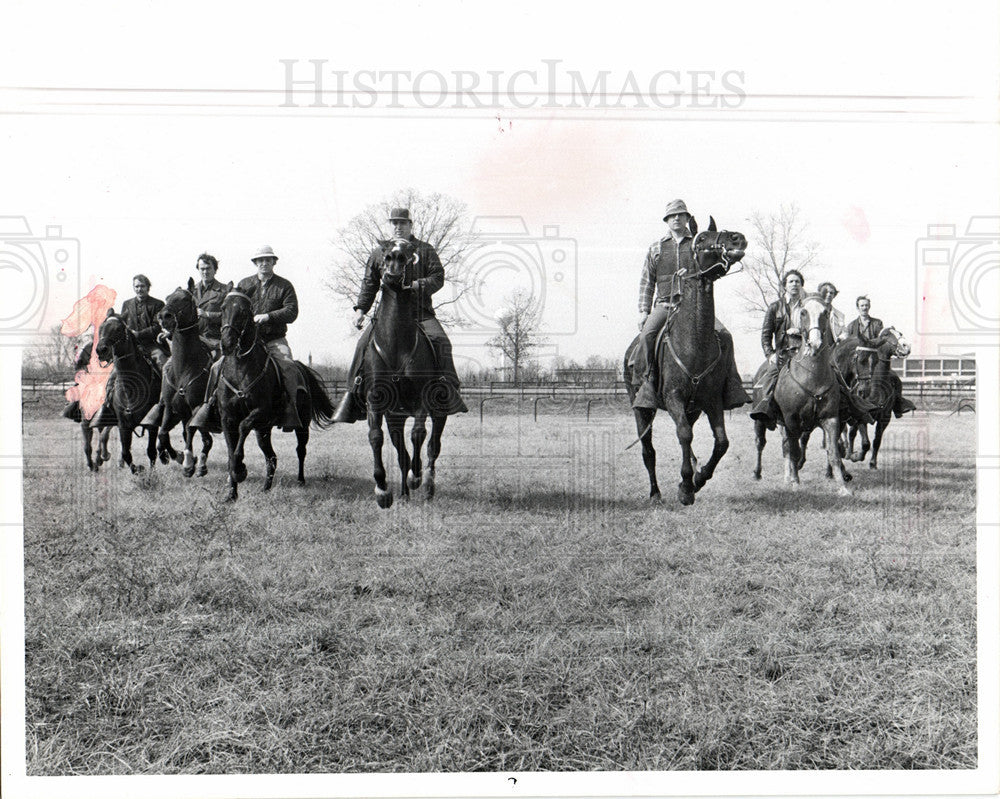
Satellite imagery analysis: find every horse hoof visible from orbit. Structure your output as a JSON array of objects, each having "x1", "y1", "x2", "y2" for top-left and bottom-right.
[
  {"x1": 407, "y1": 471, "x2": 422, "y2": 490},
  {"x1": 752, "y1": 471, "x2": 761, "y2": 481},
  {"x1": 844, "y1": 471, "x2": 853, "y2": 482},
  {"x1": 130, "y1": 464, "x2": 144, "y2": 474},
  {"x1": 100, "y1": 452, "x2": 111, "y2": 462},
  {"x1": 196, "y1": 466, "x2": 208, "y2": 477},
  {"x1": 182, "y1": 466, "x2": 195, "y2": 478},
  {"x1": 234, "y1": 463, "x2": 248, "y2": 483},
  {"x1": 375, "y1": 487, "x2": 393, "y2": 509},
  {"x1": 869, "y1": 463, "x2": 878, "y2": 470},
  {"x1": 158, "y1": 450, "x2": 170, "y2": 465},
  {"x1": 424, "y1": 476, "x2": 435, "y2": 499},
  {"x1": 693, "y1": 471, "x2": 707, "y2": 492},
  {"x1": 649, "y1": 491, "x2": 662, "y2": 504},
  {"x1": 677, "y1": 485, "x2": 695, "y2": 506}
]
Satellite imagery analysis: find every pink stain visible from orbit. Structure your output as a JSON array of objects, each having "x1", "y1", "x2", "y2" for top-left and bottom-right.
[
  {"x1": 61, "y1": 285, "x2": 117, "y2": 420},
  {"x1": 841, "y1": 206, "x2": 871, "y2": 243}
]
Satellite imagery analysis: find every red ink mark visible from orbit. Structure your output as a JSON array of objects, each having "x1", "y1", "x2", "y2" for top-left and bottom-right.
[
  {"x1": 61, "y1": 285, "x2": 117, "y2": 420},
  {"x1": 841, "y1": 206, "x2": 871, "y2": 243}
]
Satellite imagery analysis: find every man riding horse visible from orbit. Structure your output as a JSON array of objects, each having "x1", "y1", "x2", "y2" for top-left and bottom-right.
[
  {"x1": 95, "y1": 273, "x2": 167, "y2": 427},
  {"x1": 632, "y1": 199, "x2": 749, "y2": 411},
  {"x1": 193, "y1": 253, "x2": 229, "y2": 358},
  {"x1": 191, "y1": 245, "x2": 306, "y2": 431},
  {"x1": 750, "y1": 271, "x2": 876, "y2": 430},
  {"x1": 334, "y1": 207, "x2": 467, "y2": 423}
]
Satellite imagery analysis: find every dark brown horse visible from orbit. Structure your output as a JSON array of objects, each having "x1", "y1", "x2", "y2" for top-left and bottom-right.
[
  {"x1": 216, "y1": 291, "x2": 334, "y2": 501},
  {"x1": 364, "y1": 240, "x2": 456, "y2": 508},
  {"x1": 835, "y1": 326, "x2": 912, "y2": 469},
  {"x1": 155, "y1": 281, "x2": 222, "y2": 476},
  {"x1": 94, "y1": 313, "x2": 166, "y2": 472},
  {"x1": 752, "y1": 293, "x2": 852, "y2": 495},
  {"x1": 623, "y1": 218, "x2": 747, "y2": 506}
]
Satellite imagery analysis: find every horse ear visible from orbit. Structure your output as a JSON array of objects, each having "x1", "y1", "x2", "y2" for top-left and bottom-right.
[
  {"x1": 106, "y1": 308, "x2": 116, "y2": 318},
  {"x1": 708, "y1": 216, "x2": 717, "y2": 232},
  {"x1": 226, "y1": 281, "x2": 234, "y2": 292},
  {"x1": 187, "y1": 276, "x2": 195, "y2": 292},
  {"x1": 689, "y1": 216, "x2": 698, "y2": 236}
]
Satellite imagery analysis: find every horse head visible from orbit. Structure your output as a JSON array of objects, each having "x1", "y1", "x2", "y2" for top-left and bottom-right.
[
  {"x1": 878, "y1": 326, "x2": 911, "y2": 359},
  {"x1": 691, "y1": 217, "x2": 747, "y2": 281},
  {"x1": 791, "y1": 293, "x2": 831, "y2": 354},
  {"x1": 95, "y1": 312, "x2": 132, "y2": 365},
  {"x1": 381, "y1": 239, "x2": 418, "y2": 291},
  {"x1": 220, "y1": 291, "x2": 255, "y2": 356},
  {"x1": 160, "y1": 285, "x2": 198, "y2": 336}
]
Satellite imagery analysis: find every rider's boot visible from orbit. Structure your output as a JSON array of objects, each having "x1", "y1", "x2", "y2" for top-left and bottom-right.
[{"x1": 139, "y1": 403, "x2": 164, "y2": 429}]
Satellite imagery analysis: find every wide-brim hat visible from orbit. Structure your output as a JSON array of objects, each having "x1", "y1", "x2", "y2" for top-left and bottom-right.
[
  {"x1": 251, "y1": 245, "x2": 278, "y2": 262},
  {"x1": 388, "y1": 207, "x2": 412, "y2": 223},
  {"x1": 662, "y1": 199, "x2": 690, "y2": 221}
]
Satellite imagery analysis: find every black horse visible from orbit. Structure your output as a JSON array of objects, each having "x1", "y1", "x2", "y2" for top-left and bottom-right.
[
  {"x1": 835, "y1": 327, "x2": 913, "y2": 469},
  {"x1": 215, "y1": 291, "x2": 334, "y2": 501},
  {"x1": 153, "y1": 281, "x2": 221, "y2": 476},
  {"x1": 94, "y1": 312, "x2": 167, "y2": 472},
  {"x1": 623, "y1": 218, "x2": 747, "y2": 506},
  {"x1": 363, "y1": 240, "x2": 459, "y2": 508}
]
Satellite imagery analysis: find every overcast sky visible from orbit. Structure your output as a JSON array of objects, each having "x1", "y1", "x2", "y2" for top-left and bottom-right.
[{"x1": 3, "y1": 0, "x2": 998, "y2": 377}]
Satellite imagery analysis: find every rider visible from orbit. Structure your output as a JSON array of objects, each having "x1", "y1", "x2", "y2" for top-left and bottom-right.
[
  {"x1": 95, "y1": 274, "x2": 167, "y2": 427},
  {"x1": 333, "y1": 207, "x2": 467, "y2": 423},
  {"x1": 633, "y1": 198, "x2": 749, "y2": 410},
  {"x1": 191, "y1": 245, "x2": 303, "y2": 431},
  {"x1": 817, "y1": 282, "x2": 848, "y2": 341},
  {"x1": 846, "y1": 295, "x2": 883, "y2": 344},
  {"x1": 748, "y1": 269, "x2": 805, "y2": 429},
  {"x1": 193, "y1": 253, "x2": 228, "y2": 358}
]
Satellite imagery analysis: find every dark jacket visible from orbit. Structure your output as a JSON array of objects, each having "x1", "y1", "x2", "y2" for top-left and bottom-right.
[
  {"x1": 236, "y1": 273, "x2": 298, "y2": 342},
  {"x1": 638, "y1": 234, "x2": 694, "y2": 313},
  {"x1": 760, "y1": 298, "x2": 801, "y2": 357},
  {"x1": 845, "y1": 316, "x2": 883, "y2": 345},
  {"x1": 194, "y1": 278, "x2": 228, "y2": 340},
  {"x1": 120, "y1": 296, "x2": 165, "y2": 348},
  {"x1": 354, "y1": 237, "x2": 444, "y2": 321}
]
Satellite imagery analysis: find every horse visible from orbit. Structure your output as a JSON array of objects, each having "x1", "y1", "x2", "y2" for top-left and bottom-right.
[
  {"x1": 215, "y1": 291, "x2": 335, "y2": 501},
  {"x1": 834, "y1": 327, "x2": 913, "y2": 469},
  {"x1": 154, "y1": 280, "x2": 220, "y2": 477},
  {"x1": 752, "y1": 293, "x2": 852, "y2": 495},
  {"x1": 622, "y1": 217, "x2": 747, "y2": 506},
  {"x1": 94, "y1": 312, "x2": 167, "y2": 473},
  {"x1": 363, "y1": 239, "x2": 457, "y2": 508}
]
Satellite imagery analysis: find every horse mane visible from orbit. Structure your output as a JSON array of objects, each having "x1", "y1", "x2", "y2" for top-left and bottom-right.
[{"x1": 225, "y1": 290, "x2": 253, "y2": 304}]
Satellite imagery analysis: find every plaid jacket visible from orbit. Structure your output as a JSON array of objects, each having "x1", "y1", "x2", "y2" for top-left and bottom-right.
[{"x1": 638, "y1": 234, "x2": 694, "y2": 313}]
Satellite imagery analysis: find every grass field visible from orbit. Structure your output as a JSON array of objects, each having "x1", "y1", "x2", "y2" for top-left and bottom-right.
[{"x1": 22, "y1": 393, "x2": 977, "y2": 773}]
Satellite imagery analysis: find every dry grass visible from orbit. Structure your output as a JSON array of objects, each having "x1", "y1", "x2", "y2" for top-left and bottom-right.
[{"x1": 22, "y1": 394, "x2": 976, "y2": 772}]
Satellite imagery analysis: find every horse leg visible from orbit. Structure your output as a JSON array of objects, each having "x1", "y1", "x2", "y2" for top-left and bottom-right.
[
  {"x1": 869, "y1": 416, "x2": 888, "y2": 469},
  {"x1": 782, "y1": 424, "x2": 801, "y2": 487},
  {"x1": 665, "y1": 400, "x2": 695, "y2": 506},
  {"x1": 387, "y1": 414, "x2": 411, "y2": 502},
  {"x1": 222, "y1": 420, "x2": 240, "y2": 502},
  {"x1": 295, "y1": 427, "x2": 308, "y2": 484},
  {"x1": 255, "y1": 428, "x2": 278, "y2": 491},
  {"x1": 856, "y1": 423, "x2": 871, "y2": 463},
  {"x1": 424, "y1": 415, "x2": 447, "y2": 499},
  {"x1": 408, "y1": 412, "x2": 427, "y2": 490},
  {"x1": 634, "y1": 408, "x2": 660, "y2": 501},
  {"x1": 693, "y1": 404, "x2": 729, "y2": 493},
  {"x1": 753, "y1": 419, "x2": 766, "y2": 480},
  {"x1": 798, "y1": 429, "x2": 810, "y2": 471},
  {"x1": 81, "y1": 422, "x2": 96, "y2": 472},
  {"x1": 98, "y1": 426, "x2": 111, "y2": 463},
  {"x1": 119, "y1": 424, "x2": 141, "y2": 473},
  {"x1": 157, "y1": 404, "x2": 174, "y2": 465},
  {"x1": 146, "y1": 424, "x2": 159, "y2": 470},
  {"x1": 196, "y1": 430, "x2": 212, "y2": 477},
  {"x1": 369, "y1": 411, "x2": 392, "y2": 508},
  {"x1": 822, "y1": 416, "x2": 853, "y2": 496}
]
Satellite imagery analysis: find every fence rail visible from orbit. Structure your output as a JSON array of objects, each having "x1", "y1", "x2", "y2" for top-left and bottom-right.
[{"x1": 24, "y1": 376, "x2": 976, "y2": 413}]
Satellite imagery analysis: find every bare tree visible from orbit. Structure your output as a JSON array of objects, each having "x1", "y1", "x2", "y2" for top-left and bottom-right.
[
  {"x1": 23, "y1": 324, "x2": 83, "y2": 380},
  {"x1": 325, "y1": 188, "x2": 479, "y2": 327},
  {"x1": 486, "y1": 289, "x2": 548, "y2": 384},
  {"x1": 738, "y1": 203, "x2": 821, "y2": 323}
]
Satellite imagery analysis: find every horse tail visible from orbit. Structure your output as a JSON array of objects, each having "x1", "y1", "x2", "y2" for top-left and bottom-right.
[{"x1": 300, "y1": 364, "x2": 336, "y2": 428}]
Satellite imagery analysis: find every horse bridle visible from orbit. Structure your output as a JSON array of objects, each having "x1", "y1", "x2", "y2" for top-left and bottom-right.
[{"x1": 220, "y1": 292, "x2": 258, "y2": 358}]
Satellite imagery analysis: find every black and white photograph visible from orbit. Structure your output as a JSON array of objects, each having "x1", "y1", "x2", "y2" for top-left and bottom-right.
[{"x1": 2, "y1": 1, "x2": 998, "y2": 798}]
